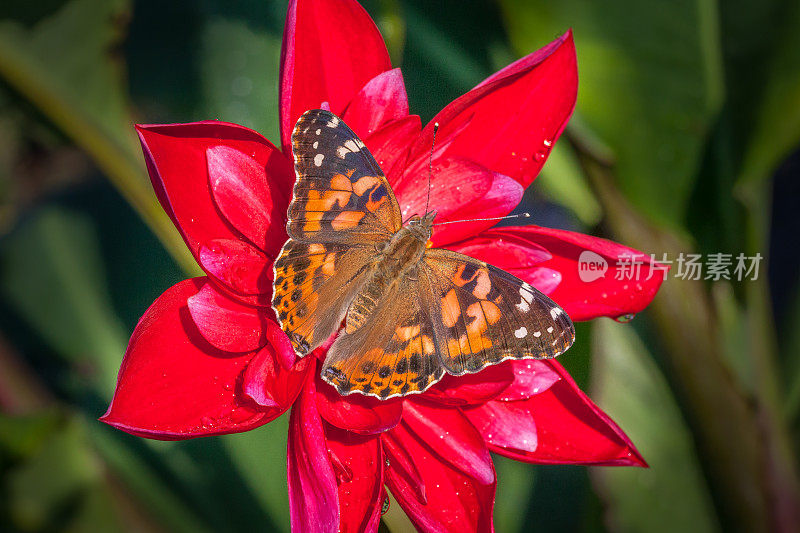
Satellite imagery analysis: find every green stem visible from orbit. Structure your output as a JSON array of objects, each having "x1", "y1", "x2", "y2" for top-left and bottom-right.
[
  {"x1": 736, "y1": 180, "x2": 800, "y2": 530},
  {"x1": 0, "y1": 35, "x2": 199, "y2": 276},
  {"x1": 571, "y1": 134, "x2": 775, "y2": 532}
]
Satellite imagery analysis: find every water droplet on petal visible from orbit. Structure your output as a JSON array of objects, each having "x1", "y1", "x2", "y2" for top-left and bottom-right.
[{"x1": 615, "y1": 313, "x2": 635, "y2": 323}]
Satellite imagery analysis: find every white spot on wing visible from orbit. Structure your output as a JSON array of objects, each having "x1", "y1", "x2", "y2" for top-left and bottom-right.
[
  {"x1": 337, "y1": 146, "x2": 348, "y2": 159},
  {"x1": 516, "y1": 284, "x2": 535, "y2": 312},
  {"x1": 312, "y1": 141, "x2": 318, "y2": 149},
  {"x1": 326, "y1": 116, "x2": 340, "y2": 128},
  {"x1": 344, "y1": 140, "x2": 360, "y2": 152},
  {"x1": 315, "y1": 128, "x2": 321, "y2": 135},
  {"x1": 514, "y1": 327, "x2": 528, "y2": 338},
  {"x1": 314, "y1": 154, "x2": 324, "y2": 167},
  {"x1": 547, "y1": 326, "x2": 554, "y2": 333},
  {"x1": 533, "y1": 331, "x2": 541, "y2": 337},
  {"x1": 520, "y1": 286, "x2": 534, "y2": 303},
  {"x1": 550, "y1": 307, "x2": 562, "y2": 319}
]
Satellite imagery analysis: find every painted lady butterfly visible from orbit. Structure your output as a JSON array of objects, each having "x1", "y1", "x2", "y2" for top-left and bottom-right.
[{"x1": 272, "y1": 109, "x2": 574, "y2": 399}]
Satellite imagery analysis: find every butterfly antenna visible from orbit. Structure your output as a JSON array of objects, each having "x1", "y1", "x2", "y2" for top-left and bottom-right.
[
  {"x1": 424, "y1": 122, "x2": 439, "y2": 216},
  {"x1": 433, "y1": 212, "x2": 531, "y2": 226}
]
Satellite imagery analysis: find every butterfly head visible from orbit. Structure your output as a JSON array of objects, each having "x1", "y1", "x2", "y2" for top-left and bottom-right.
[{"x1": 406, "y1": 210, "x2": 437, "y2": 241}]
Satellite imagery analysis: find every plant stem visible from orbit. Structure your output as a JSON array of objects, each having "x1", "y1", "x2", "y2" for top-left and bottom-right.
[{"x1": 571, "y1": 135, "x2": 781, "y2": 531}]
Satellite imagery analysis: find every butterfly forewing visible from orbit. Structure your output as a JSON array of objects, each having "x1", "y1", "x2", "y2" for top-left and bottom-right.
[
  {"x1": 288, "y1": 109, "x2": 402, "y2": 243},
  {"x1": 273, "y1": 109, "x2": 403, "y2": 355}
]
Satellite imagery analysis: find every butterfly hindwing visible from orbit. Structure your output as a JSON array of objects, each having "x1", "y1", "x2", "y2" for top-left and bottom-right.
[
  {"x1": 272, "y1": 240, "x2": 375, "y2": 355},
  {"x1": 419, "y1": 248, "x2": 575, "y2": 375},
  {"x1": 288, "y1": 109, "x2": 402, "y2": 244},
  {"x1": 321, "y1": 271, "x2": 445, "y2": 399}
]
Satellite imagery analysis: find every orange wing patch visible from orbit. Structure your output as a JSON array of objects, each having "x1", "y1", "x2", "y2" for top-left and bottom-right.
[{"x1": 272, "y1": 240, "x2": 340, "y2": 354}]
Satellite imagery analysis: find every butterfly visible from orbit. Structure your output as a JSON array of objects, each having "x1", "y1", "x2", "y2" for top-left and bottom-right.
[{"x1": 272, "y1": 109, "x2": 575, "y2": 400}]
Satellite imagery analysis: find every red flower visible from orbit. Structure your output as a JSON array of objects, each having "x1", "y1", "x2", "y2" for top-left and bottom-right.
[{"x1": 102, "y1": 0, "x2": 665, "y2": 531}]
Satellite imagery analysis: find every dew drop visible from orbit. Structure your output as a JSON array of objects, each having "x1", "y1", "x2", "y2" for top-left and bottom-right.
[
  {"x1": 381, "y1": 497, "x2": 390, "y2": 515},
  {"x1": 615, "y1": 313, "x2": 635, "y2": 323}
]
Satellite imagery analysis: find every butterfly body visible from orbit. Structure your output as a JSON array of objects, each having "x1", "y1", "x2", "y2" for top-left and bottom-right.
[
  {"x1": 346, "y1": 212, "x2": 433, "y2": 334},
  {"x1": 272, "y1": 109, "x2": 574, "y2": 399}
]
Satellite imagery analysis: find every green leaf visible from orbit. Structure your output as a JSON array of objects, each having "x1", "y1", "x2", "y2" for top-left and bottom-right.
[
  {"x1": 736, "y1": 1, "x2": 800, "y2": 187},
  {"x1": 3, "y1": 412, "x2": 124, "y2": 532},
  {"x1": 88, "y1": 425, "x2": 212, "y2": 533},
  {"x1": 220, "y1": 414, "x2": 291, "y2": 533},
  {"x1": 493, "y1": 454, "x2": 536, "y2": 533},
  {"x1": 498, "y1": 0, "x2": 724, "y2": 227},
  {"x1": 711, "y1": 281, "x2": 755, "y2": 395},
  {"x1": 591, "y1": 320, "x2": 720, "y2": 533},
  {"x1": 1, "y1": 207, "x2": 128, "y2": 393},
  {"x1": 0, "y1": 0, "x2": 197, "y2": 273},
  {"x1": 534, "y1": 139, "x2": 602, "y2": 226},
  {"x1": 198, "y1": 18, "x2": 282, "y2": 145},
  {"x1": 0, "y1": 410, "x2": 61, "y2": 461},
  {"x1": 781, "y1": 283, "x2": 800, "y2": 421},
  {"x1": 400, "y1": 0, "x2": 506, "y2": 121}
]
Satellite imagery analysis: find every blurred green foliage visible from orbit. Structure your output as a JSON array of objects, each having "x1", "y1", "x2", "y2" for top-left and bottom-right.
[{"x1": 1, "y1": 0, "x2": 799, "y2": 531}]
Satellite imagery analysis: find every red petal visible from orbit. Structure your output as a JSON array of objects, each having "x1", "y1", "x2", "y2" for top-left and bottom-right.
[
  {"x1": 325, "y1": 425, "x2": 383, "y2": 533},
  {"x1": 478, "y1": 361, "x2": 646, "y2": 466},
  {"x1": 432, "y1": 174, "x2": 523, "y2": 247},
  {"x1": 495, "y1": 360, "x2": 560, "y2": 401},
  {"x1": 207, "y1": 146, "x2": 288, "y2": 253},
  {"x1": 242, "y1": 344, "x2": 311, "y2": 408},
  {"x1": 198, "y1": 239, "x2": 272, "y2": 297},
  {"x1": 394, "y1": 157, "x2": 523, "y2": 246},
  {"x1": 279, "y1": 0, "x2": 392, "y2": 150},
  {"x1": 187, "y1": 283, "x2": 268, "y2": 353},
  {"x1": 101, "y1": 279, "x2": 273, "y2": 440},
  {"x1": 288, "y1": 375, "x2": 339, "y2": 533},
  {"x1": 463, "y1": 400, "x2": 538, "y2": 452},
  {"x1": 477, "y1": 226, "x2": 666, "y2": 321},
  {"x1": 402, "y1": 401, "x2": 494, "y2": 485},
  {"x1": 425, "y1": 363, "x2": 514, "y2": 406},
  {"x1": 449, "y1": 231, "x2": 552, "y2": 268},
  {"x1": 365, "y1": 115, "x2": 421, "y2": 184},
  {"x1": 316, "y1": 374, "x2": 403, "y2": 435},
  {"x1": 343, "y1": 68, "x2": 409, "y2": 138},
  {"x1": 136, "y1": 122, "x2": 293, "y2": 263},
  {"x1": 381, "y1": 431, "x2": 427, "y2": 504},
  {"x1": 385, "y1": 422, "x2": 495, "y2": 532},
  {"x1": 265, "y1": 319, "x2": 297, "y2": 370},
  {"x1": 409, "y1": 32, "x2": 577, "y2": 188}
]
